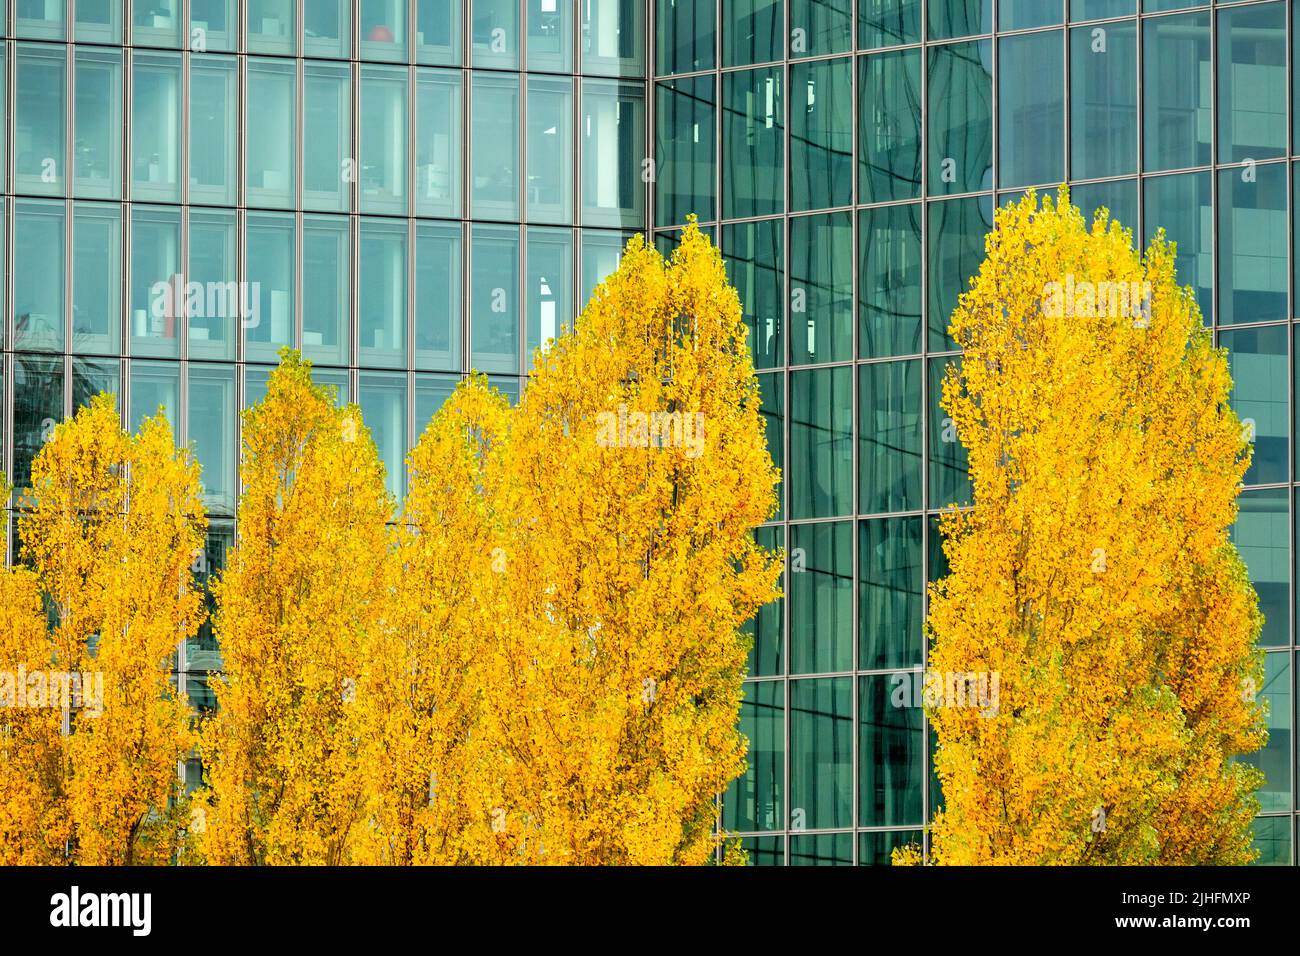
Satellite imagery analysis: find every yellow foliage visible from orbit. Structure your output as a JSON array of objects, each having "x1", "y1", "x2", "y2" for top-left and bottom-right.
[
  {"x1": 197, "y1": 350, "x2": 395, "y2": 865},
  {"x1": 359, "y1": 220, "x2": 782, "y2": 864},
  {"x1": 918, "y1": 191, "x2": 1266, "y2": 865},
  {"x1": 11, "y1": 395, "x2": 206, "y2": 864}
]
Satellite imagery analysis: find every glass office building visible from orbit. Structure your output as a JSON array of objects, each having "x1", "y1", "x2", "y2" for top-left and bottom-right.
[{"x1": 0, "y1": 0, "x2": 1294, "y2": 865}]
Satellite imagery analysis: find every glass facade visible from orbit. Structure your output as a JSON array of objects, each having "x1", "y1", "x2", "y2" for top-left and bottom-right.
[
  {"x1": 657, "y1": 0, "x2": 1297, "y2": 865},
  {"x1": 1, "y1": 0, "x2": 1297, "y2": 867}
]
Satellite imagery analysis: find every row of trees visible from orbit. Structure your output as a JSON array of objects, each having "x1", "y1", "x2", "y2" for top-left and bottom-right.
[{"x1": 0, "y1": 222, "x2": 782, "y2": 865}]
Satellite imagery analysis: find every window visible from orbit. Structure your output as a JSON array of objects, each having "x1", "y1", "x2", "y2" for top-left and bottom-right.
[
  {"x1": 789, "y1": 213, "x2": 853, "y2": 364},
  {"x1": 244, "y1": 213, "x2": 296, "y2": 362},
  {"x1": 472, "y1": 0, "x2": 519, "y2": 68},
  {"x1": 187, "y1": 210, "x2": 238, "y2": 361},
  {"x1": 724, "y1": 0, "x2": 782, "y2": 67},
  {"x1": 528, "y1": 0, "x2": 573, "y2": 72},
  {"x1": 190, "y1": 56, "x2": 238, "y2": 206},
  {"x1": 360, "y1": 219, "x2": 409, "y2": 367},
  {"x1": 1070, "y1": 20, "x2": 1137, "y2": 181},
  {"x1": 417, "y1": 0, "x2": 461, "y2": 65},
  {"x1": 790, "y1": 365, "x2": 853, "y2": 519},
  {"x1": 858, "y1": 361, "x2": 921, "y2": 515},
  {"x1": 860, "y1": 517, "x2": 923, "y2": 673},
  {"x1": 472, "y1": 74, "x2": 521, "y2": 219},
  {"x1": 790, "y1": 677, "x2": 853, "y2": 829},
  {"x1": 416, "y1": 69, "x2": 462, "y2": 219},
  {"x1": 359, "y1": 373, "x2": 408, "y2": 502},
  {"x1": 131, "y1": 206, "x2": 182, "y2": 359},
  {"x1": 998, "y1": 29, "x2": 1063, "y2": 189},
  {"x1": 656, "y1": 76, "x2": 716, "y2": 225},
  {"x1": 16, "y1": 45, "x2": 65, "y2": 197},
  {"x1": 656, "y1": 0, "x2": 714, "y2": 75},
  {"x1": 790, "y1": 521, "x2": 853, "y2": 674},
  {"x1": 927, "y1": 41, "x2": 992, "y2": 196},
  {"x1": 723, "y1": 219, "x2": 783, "y2": 370},
  {"x1": 303, "y1": 216, "x2": 352, "y2": 368},
  {"x1": 858, "y1": 48, "x2": 921, "y2": 204},
  {"x1": 416, "y1": 222, "x2": 462, "y2": 371},
  {"x1": 305, "y1": 63, "x2": 352, "y2": 213},
  {"x1": 14, "y1": 201, "x2": 66, "y2": 352},
  {"x1": 72, "y1": 204, "x2": 122, "y2": 355},
  {"x1": 528, "y1": 228, "x2": 573, "y2": 360},
  {"x1": 74, "y1": 47, "x2": 124, "y2": 200},
  {"x1": 248, "y1": 0, "x2": 295, "y2": 54},
  {"x1": 928, "y1": 356, "x2": 970, "y2": 509},
  {"x1": 859, "y1": 672, "x2": 923, "y2": 826},
  {"x1": 528, "y1": 77, "x2": 575, "y2": 224},
  {"x1": 471, "y1": 225, "x2": 521, "y2": 373},
  {"x1": 790, "y1": 57, "x2": 852, "y2": 212},
  {"x1": 361, "y1": 0, "x2": 408, "y2": 62},
  {"x1": 1143, "y1": 11, "x2": 1211, "y2": 172},
  {"x1": 582, "y1": 80, "x2": 645, "y2": 228},
  {"x1": 188, "y1": 364, "x2": 236, "y2": 514},
  {"x1": 723, "y1": 67, "x2": 784, "y2": 219},
  {"x1": 306, "y1": 0, "x2": 351, "y2": 58},
  {"x1": 583, "y1": 0, "x2": 644, "y2": 76},
  {"x1": 246, "y1": 60, "x2": 296, "y2": 209},
  {"x1": 723, "y1": 681, "x2": 785, "y2": 831},
  {"x1": 859, "y1": 203, "x2": 922, "y2": 358}
]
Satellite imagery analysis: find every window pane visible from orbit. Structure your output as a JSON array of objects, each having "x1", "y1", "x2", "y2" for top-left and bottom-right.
[
  {"x1": 789, "y1": 212, "x2": 852, "y2": 364},
  {"x1": 1250, "y1": 815, "x2": 1291, "y2": 866},
  {"x1": 582, "y1": 79, "x2": 645, "y2": 228},
  {"x1": 131, "y1": 207, "x2": 181, "y2": 359},
  {"x1": 129, "y1": 360, "x2": 179, "y2": 434},
  {"x1": 656, "y1": 0, "x2": 714, "y2": 75},
  {"x1": 790, "y1": 677, "x2": 852, "y2": 830},
  {"x1": 1240, "y1": 652, "x2": 1290, "y2": 813},
  {"x1": 1218, "y1": 1, "x2": 1285, "y2": 164},
  {"x1": 723, "y1": 680, "x2": 784, "y2": 831},
  {"x1": 359, "y1": 373, "x2": 408, "y2": 502},
  {"x1": 859, "y1": 829, "x2": 922, "y2": 865},
  {"x1": 190, "y1": 55, "x2": 237, "y2": 206},
  {"x1": 1144, "y1": 171, "x2": 1212, "y2": 323},
  {"x1": 187, "y1": 209, "x2": 238, "y2": 361},
  {"x1": 76, "y1": 0, "x2": 123, "y2": 43},
  {"x1": 13, "y1": 355, "x2": 64, "y2": 490},
  {"x1": 72, "y1": 203, "x2": 122, "y2": 355},
  {"x1": 859, "y1": 516, "x2": 922, "y2": 670},
  {"x1": 1218, "y1": 163, "x2": 1287, "y2": 327},
  {"x1": 859, "y1": 0, "x2": 920, "y2": 50},
  {"x1": 858, "y1": 361, "x2": 921, "y2": 515},
  {"x1": 859, "y1": 203, "x2": 922, "y2": 359},
  {"x1": 790, "y1": 57, "x2": 852, "y2": 212},
  {"x1": 472, "y1": 74, "x2": 520, "y2": 219},
  {"x1": 1071, "y1": 178, "x2": 1138, "y2": 232},
  {"x1": 361, "y1": 0, "x2": 408, "y2": 62},
  {"x1": 14, "y1": 200, "x2": 66, "y2": 352},
  {"x1": 583, "y1": 0, "x2": 644, "y2": 77},
  {"x1": 74, "y1": 49, "x2": 122, "y2": 200},
  {"x1": 190, "y1": 0, "x2": 236, "y2": 52},
  {"x1": 188, "y1": 364, "x2": 236, "y2": 514},
  {"x1": 927, "y1": 0, "x2": 990, "y2": 40},
  {"x1": 17, "y1": 0, "x2": 65, "y2": 38},
  {"x1": 471, "y1": 225, "x2": 520, "y2": 373},
  {"x1": 1000, "y1": 0, "x2": 1061, "y2": 30},
  {"x1": 416, "y1": 69, "x2": 462, "y2": 219},
  {"x1": 248, "y1": 0, "x2": 295, "y2": 54},
  {"x1": 415, "y1": 373, "x2": 459, "y2": 435},
  {"x1": 306, "y1": 0, "x2": 351, "y2": 58},
  {"x1": 133, "y1": 0, "x2": 182, "y2": 47},
  {"x1": 745, "y1": 525, "x2": 785, "y2": 675},
  {"x1": 790, "y1": 365, "x2": 853, "y2": 519},
  {"x1": 789, "y1": 0, "x2": 851, "y2": 58},
  {"x1": 1221, "y1": 324, "x2": 1288, "y2": 488},
  {"x1": 655, "y1": 76, "x2": 716, "y2": 225},
  {"x1": 72, "y1": 358, "x2": 120, "y2": 413},
  {"x1": 416, "y1": 222, "x2": 463, "y2": 371},
  {"x1": 417, "y1": 0, "x2": 461, "y2": 65},
  {"x1": 528, "y1": 0, "x2": 573, "y2": 72},
  {"x1": 927, "y1": 41, "x2": 992, "y2": 196},
  {"x1": 1070, "y1": 21, "x2": 1136, "y2": 181},
  {"x1": 16, "y1": 45, "x2": 65, "y2": 196},
  {"x1": 527, "y1": 227, "x2": 573, "y2": 361},
  {"x1": 360, "y1": 219, "x2": 409, "y2": 368},
  {"x1": 305, "y1": 63, "x2": 352, "y2": 213},
  {"x1": 928, "y1": 195, "x2": 992, "y2": 352},
  {"x1": 724, "y1": 0, "x2": 782, "y2": 67},
  {"x1": 723, "y1": 67, "x2": 783, "y2": 219},
  {"x1": 244, "y1": 213, "x2": 295, "y2": 362},
  {"x1": 790, "y1": 521, "x2": 852, "y2": 674},
  {"x1": 858, "y1": 48, "x2": 921, "y2": 204},
  {"x1": 528, "y1": 77, "x2": 574, "y2": 224},
  {"x1": 759, "y1": 372, "x2": 785, "y2": 521},
  {"x1": 1229, "y1": 488, "x2": 1287, "y2": 649},
  {"x1": 579, "y1": 229, "x2": 631, "y2": 306},
  {"x1": 246, "y1": 59, "x2": 296, "y2": 209},
  {"x1": 998, "y1": 30, "x2": 1063, "y2": 190},
  {"x1": 928, "y1": 356, "x2": 970, "y2": 509},
  {"x1": 790, "y1": 832, "x2": 853, "y2": 865},
  {"x1": 1072, "y1": 0, "x2": 1133, "y2": 19},
  {"x1": 723, "y1": 219, "x2": 783, "y2": 370},
  {"x1": 472, "y1": 0, "x2": 519, "y2": 68},
  {"x1": 1143, "y1": 11, "x2": 1210, "y2": 172},
  {"x1": 360, "y1": 66, "x2": 408, "y2": 215},
  {"x1": 859, "y1": 672, "x2": 923, "y2": 826},
  {"x1": 303, "y1": 215, "x2": 351, "y2": 367},
  {"x1": 133, "y1": 54, "x2": 182, "y2": 202}
]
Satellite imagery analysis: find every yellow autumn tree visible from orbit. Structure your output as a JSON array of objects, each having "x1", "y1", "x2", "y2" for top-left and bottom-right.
[
  {"x1": 0, "y1": 477, "x2": 64, "y2": 864},
  {"x1": 361, "y1": 221, "x2": 780, "y2": 865},
  {"x1": 197, "y1": 350, "x2": 394, "y2": 865},
  {"x1": 15, "y1": 394, "x2": 206, "y2": 865},
  {"x1": 911, "y1": 191, "x2": 1266, "y2": 865},
  {"x1": 356, "y1": 378, "x2": 512, "y2": 864}
]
